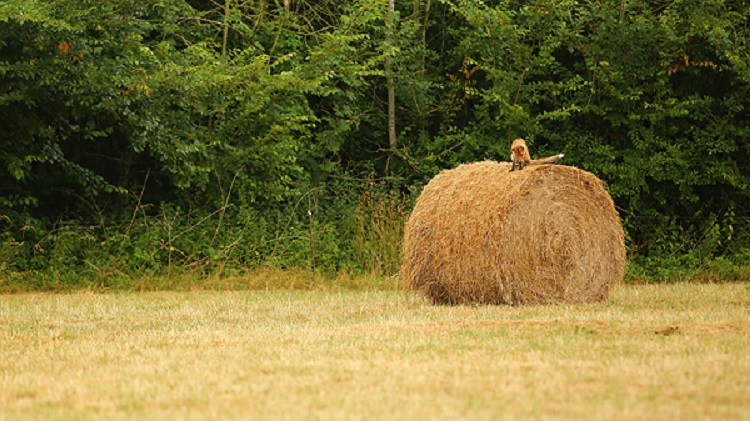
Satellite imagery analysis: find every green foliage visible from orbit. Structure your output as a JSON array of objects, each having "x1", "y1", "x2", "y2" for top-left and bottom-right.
[
  {"x1": 0, "y1": 174, "x2": 414, "y2": 289},
  {"x1": 2, "y1": 0, "x2": 750, "y2": 286}
]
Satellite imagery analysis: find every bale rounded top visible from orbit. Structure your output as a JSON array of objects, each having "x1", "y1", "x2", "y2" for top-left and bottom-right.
[{"x1": 401, "y1": 161, "x2": 625, "y2": 305}]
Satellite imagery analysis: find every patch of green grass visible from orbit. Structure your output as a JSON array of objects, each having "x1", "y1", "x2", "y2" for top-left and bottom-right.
[
  {"x1": 1, "y1": 283, "x2": 749, "y2": 420},
  {"x1": 0, "y1": 266, "x2": 400, "y2": 293}
]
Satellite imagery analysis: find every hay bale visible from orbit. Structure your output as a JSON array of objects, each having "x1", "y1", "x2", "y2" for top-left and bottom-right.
[{"x1": 401, "y1": 161, "x2": 625, "y2": 305}]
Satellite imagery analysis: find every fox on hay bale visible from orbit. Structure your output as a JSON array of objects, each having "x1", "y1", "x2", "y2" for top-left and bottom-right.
[{"x1": 401, "y1": 156, "x2": 625, "y2": 305}]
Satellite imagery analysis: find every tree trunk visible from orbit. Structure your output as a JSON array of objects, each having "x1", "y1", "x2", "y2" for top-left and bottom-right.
[
  {"x1": 222, "y1": 0, "x2": 230, "y2": 59},
  {"x1": 387, "y1": 0, "x2": 397, "y2": 149},
  {"x1": 421, "y1": 0, "x2": 431, "y2": 72}
]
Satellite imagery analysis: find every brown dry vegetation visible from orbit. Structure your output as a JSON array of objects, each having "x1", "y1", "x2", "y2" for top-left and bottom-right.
[
  {"x1": 1, "y1": 282, "x2": 749, "y2": 420},
  {"x1": 402, "y1": 161, "x2": 625, "y2": 305}
]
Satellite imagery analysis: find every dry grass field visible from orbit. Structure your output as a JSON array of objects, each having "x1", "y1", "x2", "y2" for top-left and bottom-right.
[{"x1": 1, "y1": 282, "x2": 749, "y2": 420}]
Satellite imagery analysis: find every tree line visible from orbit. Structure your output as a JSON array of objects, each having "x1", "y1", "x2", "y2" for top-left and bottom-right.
[{"x1": 1, "y1": 0, "x2": 749, "y2": 284}]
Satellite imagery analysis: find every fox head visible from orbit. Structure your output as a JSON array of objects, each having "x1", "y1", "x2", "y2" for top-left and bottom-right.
[{"x1": 511, "y1": 138, "x2": 529, "y2": 159}]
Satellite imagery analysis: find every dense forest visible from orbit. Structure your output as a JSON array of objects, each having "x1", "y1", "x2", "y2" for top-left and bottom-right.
[{"x1": 1, "y1": 0, "x2": 749, "y2": 286}]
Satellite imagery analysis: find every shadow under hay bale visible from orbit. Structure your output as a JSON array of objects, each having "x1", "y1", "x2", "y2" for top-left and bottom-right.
[{"x1": 401, "y1": 161, "x2": 625, "y2": 305}]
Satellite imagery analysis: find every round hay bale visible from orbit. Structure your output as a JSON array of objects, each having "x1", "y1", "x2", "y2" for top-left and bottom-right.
[{"x1": 401, "y1": 161, "x2": 625, "y2": 305}]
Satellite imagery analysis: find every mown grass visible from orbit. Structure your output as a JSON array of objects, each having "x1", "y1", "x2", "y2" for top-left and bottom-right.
[{"x1": 1, "y1": 282, "x2": 749, "y2": 420}]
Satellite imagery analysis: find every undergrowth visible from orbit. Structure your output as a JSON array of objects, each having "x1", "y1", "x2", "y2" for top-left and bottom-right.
[
  {"x1": 3, "y1": 175, "x2": 750, "y2": 291},
  {"x1": 0, "y1": 176, "x2": 414, "y2": 292}
]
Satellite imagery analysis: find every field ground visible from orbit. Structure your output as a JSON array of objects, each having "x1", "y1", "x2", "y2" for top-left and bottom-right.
[{"x1": 1, "y1": 282, "x2": 749, "y2": 420}]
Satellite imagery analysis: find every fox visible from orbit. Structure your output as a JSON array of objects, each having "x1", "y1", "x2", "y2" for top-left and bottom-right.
[{"x1": 510, "y1": 138, "x2": 531, "y2": 172}]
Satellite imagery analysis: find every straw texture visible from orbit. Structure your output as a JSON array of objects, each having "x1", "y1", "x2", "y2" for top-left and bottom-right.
[{"x1": 401, "y1": 161, "x2": 625, "y2": 305}]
